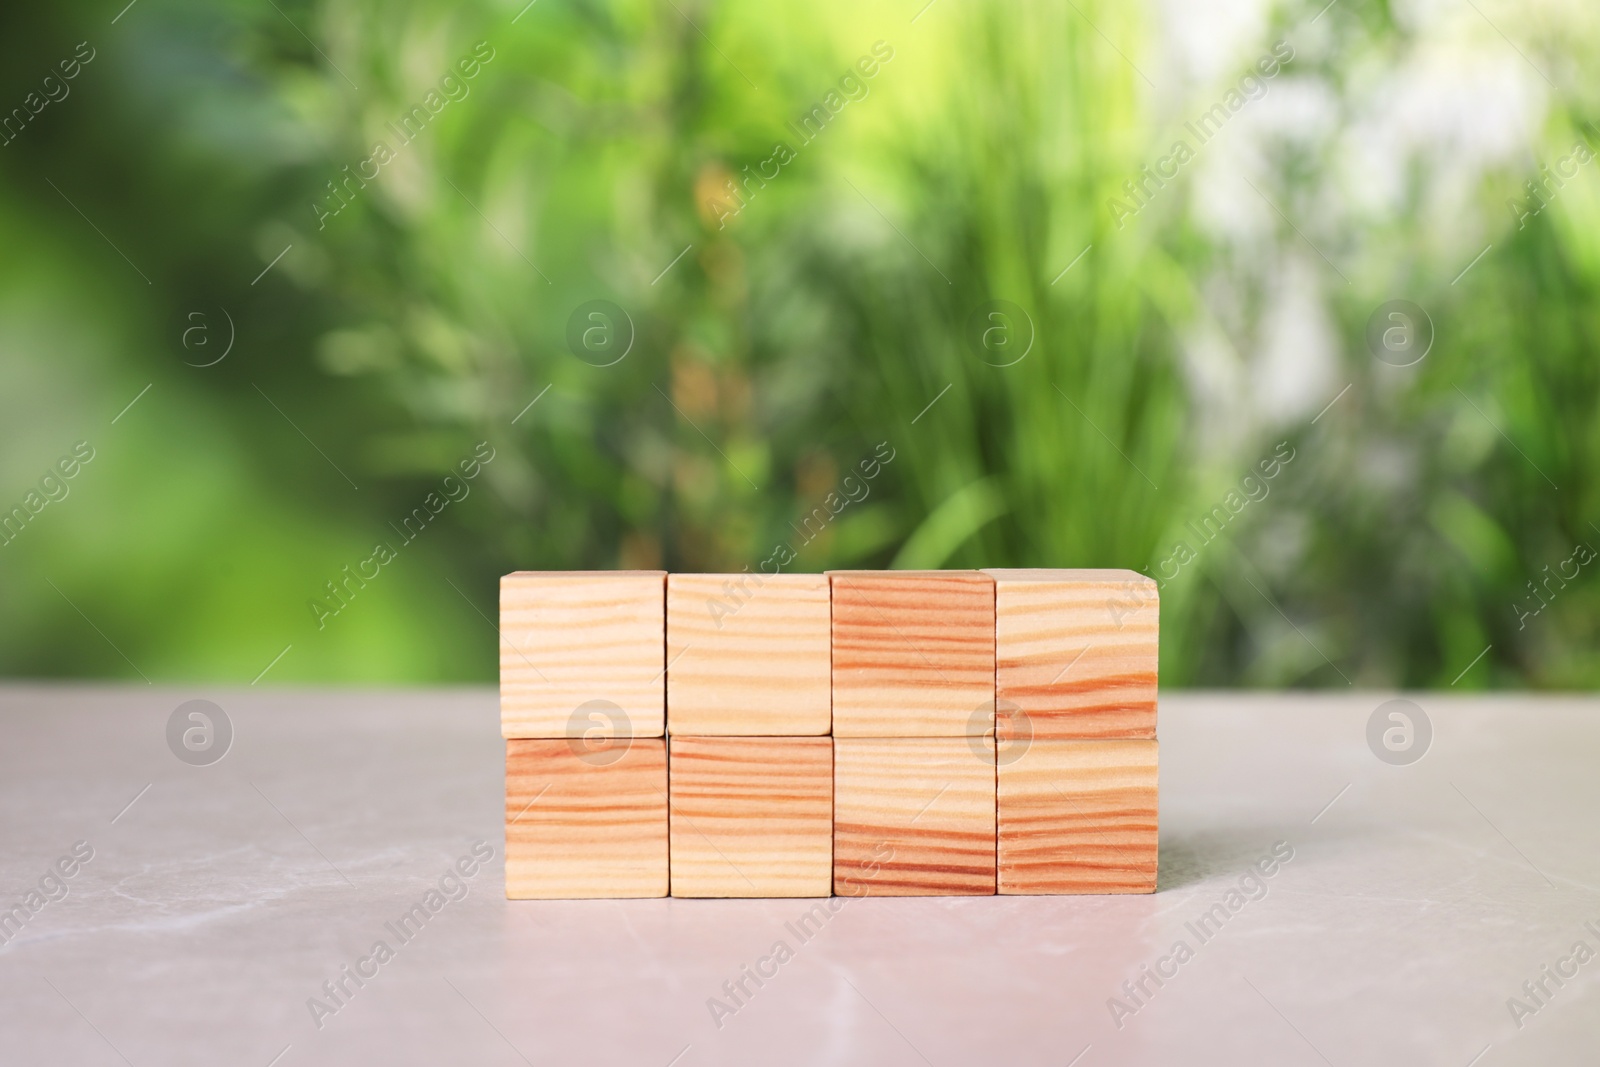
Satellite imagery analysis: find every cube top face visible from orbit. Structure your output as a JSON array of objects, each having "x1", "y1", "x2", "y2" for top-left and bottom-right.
[
  {"x1": 828, "y1": 570, "x2": 996, "y2": 737},
  {"x1": 997, "y1": 739, "x2": 1157, "y2": 894},
  {"x1": 505, "y1": 738, "x2": 668, "y2": 899},
  {"x1": 984, "y1": 568, "x2": 1157, "y2": 740},
  {"x1": 983, "y1": 568, "x2": 1152, "y2": 584},
  {"x1": 668, "y1": 737, "x2": 833, "y2": 898},
  {"x1": 666, "y1": 574, "x2": 831, "y2": 736},
  {"x1": 833, "y1": 737, "x2": 996, "y2": 896},
  {"x1": 500, "y1": 571, "x2": 665, "y2": 739}
]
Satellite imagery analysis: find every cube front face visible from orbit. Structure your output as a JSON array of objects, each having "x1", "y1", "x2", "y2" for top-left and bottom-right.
[
  {"x1": 833, "y1": 737, "x2": 996, "y2": 896},
  {"x1": 500, "y1": 570, "x2": 666, "y2": 739},
  {"x1": 986, "y1": 568, "x2": 1157, "y2": 740},
  {"x1": 666, "y1": 574, "x2": 831, "y2": 736},
  {"x1": 828, "y1": 571, "x2": 996, "y2": 737},
  {"x1": 668, "y1": 737, "x2": 833, "y2": 897},
  {"x1": 505, "y1": 738, "x2": 668, "y2": 899},
  {"x1": 997, "y1": 739, "x2": 1157, "y2": 894}
]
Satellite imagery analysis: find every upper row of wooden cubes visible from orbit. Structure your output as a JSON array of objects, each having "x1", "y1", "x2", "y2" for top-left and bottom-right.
[{"x1": 499, "y1": 568, "x2": 1157, "y2": 739}]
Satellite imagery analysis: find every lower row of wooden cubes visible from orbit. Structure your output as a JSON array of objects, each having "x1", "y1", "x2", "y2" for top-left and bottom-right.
[{"x1": 506, "y1": 737, "x2": 1157, "y2": 898}]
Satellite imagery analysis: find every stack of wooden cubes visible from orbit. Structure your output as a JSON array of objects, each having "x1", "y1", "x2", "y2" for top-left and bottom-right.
[{"x1": 501, "y1": 569, "x2": 1158, "y2": 898}]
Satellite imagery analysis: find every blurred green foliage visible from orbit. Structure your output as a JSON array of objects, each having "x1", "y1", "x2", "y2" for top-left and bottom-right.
[{"x1": 0, "y1": 0, "x2": 1596, "y2": 687}]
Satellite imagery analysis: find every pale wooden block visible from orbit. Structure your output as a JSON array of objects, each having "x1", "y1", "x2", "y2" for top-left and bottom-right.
[
  {"x1": 499, "y1": 571, "x2": 665, "y2": 739},
  {"x1": 666, "y1": 574, "x2": 831, "y2": 736},
  {"x1": 828, "y1": 570, "x2": 995, "y2": 737},
  {"x1": 833, "y1": 737, "x2": 996, "y2": 896},
  {"x1": 505, "y1": 738, "x2": 667, "y2": 899},
  {"x1": 984, "y1": 568, "x2": 1157, "y2": 740},
  {"x1": 668, "y1": 737, "x2": 832, "y2": 897},
  {"x1": 997, "y1": 739, "x2": 1157, "y2": 894}
]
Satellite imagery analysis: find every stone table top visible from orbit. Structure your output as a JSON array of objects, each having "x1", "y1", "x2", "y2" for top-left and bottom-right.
[{"x1": 0, "y1": 685, "x2": 1594, "y2": 1065}]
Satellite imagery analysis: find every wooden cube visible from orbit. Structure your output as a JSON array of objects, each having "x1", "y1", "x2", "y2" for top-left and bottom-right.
[
  {"x1": 668, "y1": 737, "x2": 832, "y2": 897},
  {"x1": 666, "y1": 574, "x2": 831, "y2": 736},
  {"x1": 829, "y1": 571, "x2": 995, "y2": 737},
  {"x1": 997, "y1": 739, "x2": 1157, "y2": 894},
  {"x1": 833, "y1": 737, "x2": 995, "y2": 896},
  {"x1": 500, "y1": 571, "x2": 665, "y2": 739},
  {"x1": 985, "y1": 568, "x2": 1157, "y2": 740},
  {"x1": 505, "y1": 738, "x2": 668, "y2": 898}
]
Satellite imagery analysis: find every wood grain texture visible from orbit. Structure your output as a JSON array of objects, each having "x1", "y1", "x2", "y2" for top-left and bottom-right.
[
  {"x1": 668, "y1": 737, "x2": 832, "y2": 897},
  {"x1": 985, "y1": 568, "x2": 1157, "y2": 740},
  {"x1": 833, "y1": 737, "x2": 996, "y2": 896},
  {"x1": 500, "y1": 571, "x2": 665, "y2": 739},
  {"x1": 828, "y1": 571, "x2": 995, "y2": 737},
  {"x1": 997, "y1": 739, "x2": 1157, "y2": 894},
  {"x1": 505, "y1": 738, "x2": 668, "y2": 899},
  {"x1": 666, "y1": 574, "x2": 831, "y2": 736}
]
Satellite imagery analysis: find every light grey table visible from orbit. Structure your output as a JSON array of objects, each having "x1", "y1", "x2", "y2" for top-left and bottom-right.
[{"x1": 0, "y1": 686, "x2": 1594, "y2": 1066}]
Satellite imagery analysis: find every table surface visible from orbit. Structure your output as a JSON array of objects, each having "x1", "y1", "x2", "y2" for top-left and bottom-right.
[{"x1": 0, "y1": 686, "x2": 1595, "y2": 1066}]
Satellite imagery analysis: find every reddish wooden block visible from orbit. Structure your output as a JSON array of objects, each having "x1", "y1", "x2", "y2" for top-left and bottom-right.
[
  {"x1": 997, "y1": 739, "x2": 1157, "y2": 894},
  {"x1": 505, "y1": 738, "x2": 668, "y2": 898},
  {"x1": 666, "y1": 574, "x2": 831, "y2": 736},
  {"x1": 499, "y1": 571, "x2": 665, "y2": 739},
  {"x1": 668, "y1": 737, "x2": 832, "y2": 897},
  {"x1": 985, "y1": 568, "x2": 1157, "y2": 740},
  {"x1": 828, "y1": 570, "x2": 995, "y2": 736},
  {"x1": 833, "y1": 737, "x2": 996, "y2": 896}
]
